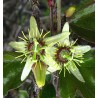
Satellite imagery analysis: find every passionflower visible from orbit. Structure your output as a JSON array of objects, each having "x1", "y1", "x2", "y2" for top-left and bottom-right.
[
  {"x1": 9, "y1": 16, "x2": 70, "y2": 87},
  {"x1": 44, "y1": 22, "x2": 91, "y2": 82}
]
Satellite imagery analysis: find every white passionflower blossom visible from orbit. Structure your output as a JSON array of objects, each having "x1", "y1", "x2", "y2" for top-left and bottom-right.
[
  {"x1": 9, "y1": 16, "x2": 70, "y2": 87},
  {"x1": 44, "y1": 22, "x2": 91, "y2": 82}
]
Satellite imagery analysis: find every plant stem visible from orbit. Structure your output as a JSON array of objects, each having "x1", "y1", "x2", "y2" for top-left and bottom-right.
[
  {"x1": 50, "y1": 6, "x2": 54, "y2": 36},
  {"x1": 57, "y1": 0, "x2": 61, "y2": 33},
  {"x1": 52, "y1": 1, "x2": 62, "y2": 98}
]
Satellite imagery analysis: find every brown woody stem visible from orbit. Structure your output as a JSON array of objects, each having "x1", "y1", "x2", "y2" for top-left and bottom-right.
[{"x1": 57, "y1": 0, "x2": 61, "y2": 33}]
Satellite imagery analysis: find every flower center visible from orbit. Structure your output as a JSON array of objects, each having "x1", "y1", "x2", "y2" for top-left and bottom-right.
[
  {"x1": 37, "y1": 39, "x2": 45, "y2": 55},
  {"x1": 28, "y1": 39, "x2": 45, "y2": 58},
  {"x1": 55, "y1": 47, "x2": 70, "y2": 64},
  {"x1": 28, "y1": 42, "x2": 34, "y2": 51}
]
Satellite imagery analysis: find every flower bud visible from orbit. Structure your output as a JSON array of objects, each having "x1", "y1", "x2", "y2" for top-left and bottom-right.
[{"x1": 65, "y1": 6, "x2": 76, "y2": 18}]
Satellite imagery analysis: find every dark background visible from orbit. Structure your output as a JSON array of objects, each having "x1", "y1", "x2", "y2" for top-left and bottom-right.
[{"x1": 3, "y1": 0, "x2": 81, "y2": 51}]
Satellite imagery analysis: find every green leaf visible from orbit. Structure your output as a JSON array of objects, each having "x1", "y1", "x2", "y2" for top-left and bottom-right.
[
  {"x1": 76, "y1": 0, "x2": 94, "y2": 10},
  {"x1": 59, "y1": 50, "x2": 95, "y2": 98},
  {"x1": 45, "y1": 74, "x2": 51, "y2": 83},
  {"x1": 78, "y1": 50, "x2": 95, "y2": 95},
  {"x1": 3, "y1": 52, "x2": 24, "y2": 95},
  {"x1": 19, "y1": 90, "x2": 29, "y2": 98},
  {"x1": 70, "y1": 2, "x2": 95, "y2": 42},
  {"x1": 40, "y1": 83, "x2": 56, "y2": 98}
]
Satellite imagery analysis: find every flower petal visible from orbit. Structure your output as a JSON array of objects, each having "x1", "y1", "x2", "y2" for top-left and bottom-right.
[
  {"x1": 46, "y1": 66, "x2": 59, "y2": 74},
  {"x1": 44, "y1": 54, "x2": 61, "y2": 74},
  {"x1": 59, "y1": 22, "x2": 71, "y2": 46},
  {"x1": 29, "y1": 16, "x2": 40, "y2": 38},
  {"x1": 21, "y1": 57, "x2": 35, "y2": 81},
  {"x1": 67, "y1": 61, "x2": 85, "y2": 82},
  {"x1": 62, "y1": 22, "x2": 69, "y2": 32},
  {"x1": 60, "y1": 38, "x2": 70, "y2": 46},
  {"x1": 71, "y1": 45, "x2": 91, "y2": 55},
  {"x1": 44, "y1": 32, "x2": 70, "y2": 46},
  {"x1": 9, "y1": 41, "x2": 27, "y2": 52},
  {"x1": 45, "y1": 47, "x2": 57, "y2": 57}
]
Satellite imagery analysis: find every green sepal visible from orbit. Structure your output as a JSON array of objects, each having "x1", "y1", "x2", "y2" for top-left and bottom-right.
[
  {"x1": 30, "y1": 16, "x2": 40, "y2": 38},
  {"x1": 67, "y1": 61, "x2": 85, "y2": 82},
  {"x1": 32, "y1": 61, "x2": 47, "y2": 88}
]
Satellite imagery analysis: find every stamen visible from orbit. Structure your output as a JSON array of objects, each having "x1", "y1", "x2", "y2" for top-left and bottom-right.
[
  {"x1": 21, "y1": 56, "x2": 27, "y2": 63},
  {"x1": 73, "y1": 59, "x2": 83, "y2": 63},
  {"x1": 57, "y1": 42, "x2": 61, "y2": 46},
  {"x1": 71, "y1": 39, "x2": 78, "y2": 46},
  {"x1": 25, "y1": 50, "x2": 33, "y2": 54},
  {"x1": 64, "y1": 63, "x2": 68, "y2": 67},
  {"x1": 15, "y1": 54, "x2": 25, "y2": 59},
  {"x1": 40, "y1": 29, "x2": 43, "y2": 37},
  {"x1": 73, "y1": 60, "x2": 81, "y2": 66},
  {"x1": 43, "y1": 31, "x2": 50, "y2": 38},
  {"x1": 66, "y1": 65, "x2": 70, "y2": 73},
  {"x1": 28, "y1": 29, "x2": 30, "y2": 37},
  {"x1": 18, "y1": 36, "x2": 27, "y2": 42},
  {"x1": 59, "y1": 68, "x2": 62, "y2": 74},
  {"x1": 39, "y1": 46, "x2": 46, "y2": 50},
  {"x1": 22, "y1": 31, "x2": 28, "y2": 40},
  {"x1": 28, "y1": 29, "x2": 31, "y2": 39},
  {"x1": 28, "y1": 29, "x2": 30, "y2": 33},
  {"x1": 72, "y1": 53, "x2": 74, "y2": 60},
  {"x1": 64, "y1": 67, "x2": 66, "y2": 77},
  {"x1": 48, "y1": 42, "x2": 54, "y2": 46},
  {"x1": 75, "y1": 55, "x2": 83, "y2": 58},
  {"x1": 15, "y1": 51, "x2": 23, "y2": 53},
  {"x1": 15, "y1": 51, "x2": 33, "y2": 59}
]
